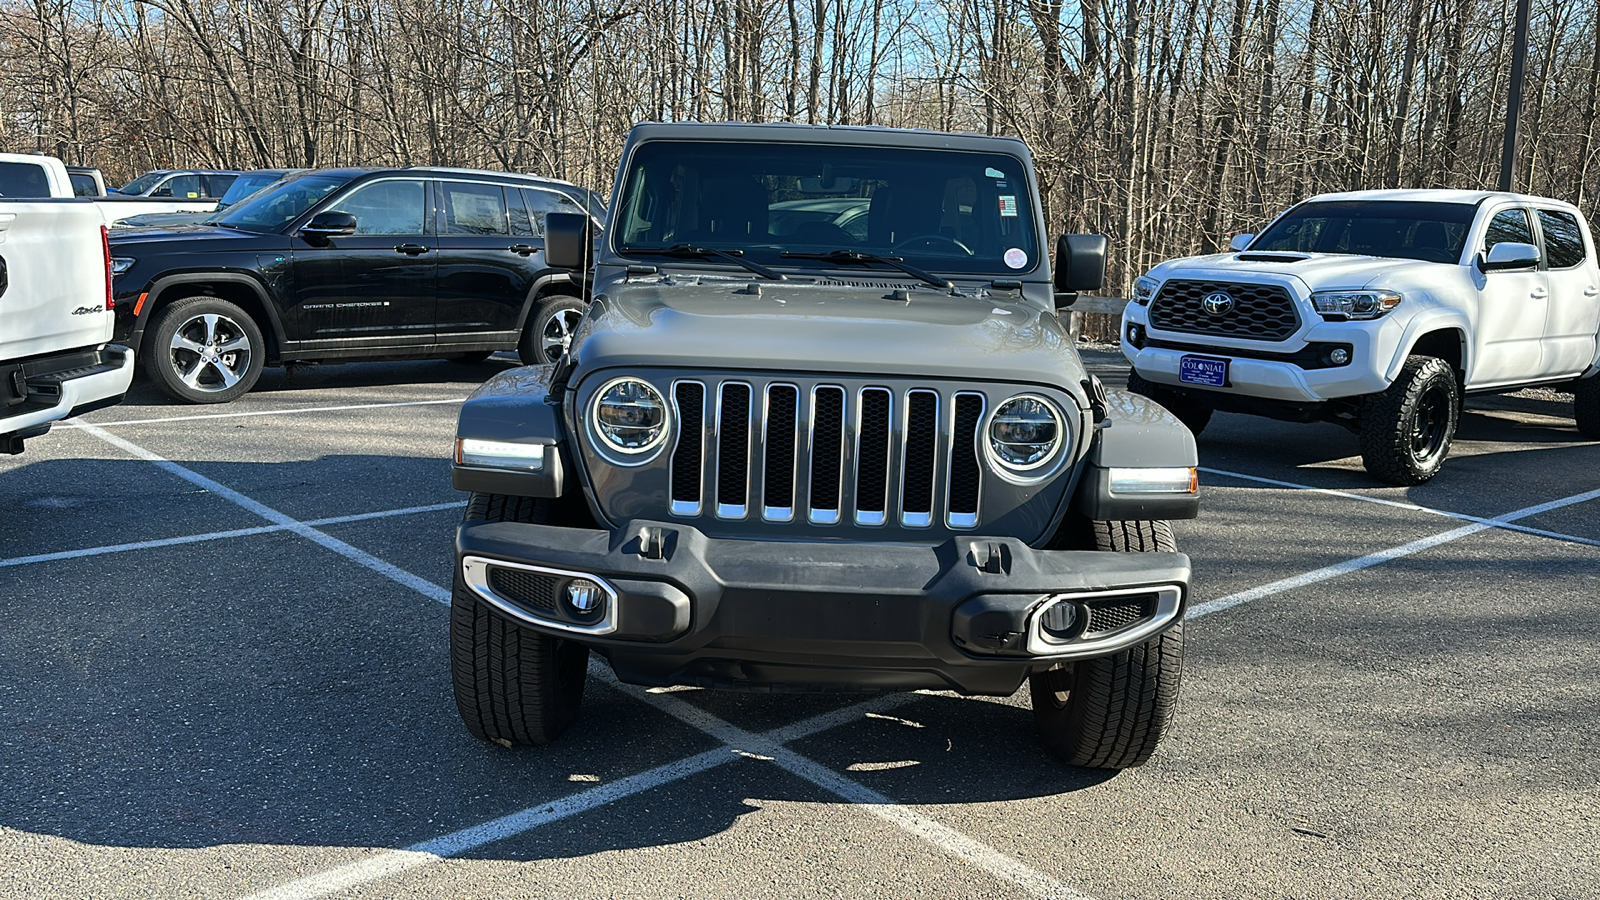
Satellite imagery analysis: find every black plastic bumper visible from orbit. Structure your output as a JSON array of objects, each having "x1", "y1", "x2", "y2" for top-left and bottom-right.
[{"x1": 457, "y1": 519, "x2": 1190, "y2": 696}]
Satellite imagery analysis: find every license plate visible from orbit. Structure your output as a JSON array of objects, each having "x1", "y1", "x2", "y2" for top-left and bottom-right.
[{"x1": 1179, "y1": 355, "x2": 1228, "y2": 387}]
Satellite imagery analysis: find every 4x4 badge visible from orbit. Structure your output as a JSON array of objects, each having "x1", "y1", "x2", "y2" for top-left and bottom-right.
[{"x1": 1200, "y1": 291, "x2": 1235, "y2": 316}]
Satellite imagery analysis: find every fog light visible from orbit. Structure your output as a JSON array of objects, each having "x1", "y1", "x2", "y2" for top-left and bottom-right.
[
  {"x1": 565, "y1": 579, "x2": 603, "y2": 614},
  {"x1": 1040, "y1": 600, "x2": 1081, "y2": 641},
  {"x1": 1329, "y1": 347, "x2": 1350, "y2": 365},
  {"x1": 1126, "y1": 322, "x2": 1145, "y2": 348}
]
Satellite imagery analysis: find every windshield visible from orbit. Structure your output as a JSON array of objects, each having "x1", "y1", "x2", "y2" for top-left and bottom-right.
[
  {"x1": 613, "y1": 140, "x2": 1040, "y2": 277},
  {"x1": 1251, "y1": 200, "x2": 1477, "y2": 263},
  {"x1": 116, "y1": 172, "x2": 167, "y2": 195},
  {"x1": 217, "y1": 170, "x2": 287, "y2": 208},
  {"x1": 213, "y1": 173, "x2": 350, "y2": 232}
]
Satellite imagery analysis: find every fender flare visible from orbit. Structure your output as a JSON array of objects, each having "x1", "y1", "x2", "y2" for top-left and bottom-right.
[
  {"x1": 1384, "y1": 308, "x2": 1472, "y2": 384},
  {"x1": 129, "y1": 272, "x2": 288, "y2": 355},
  {"x1": 1071, "y1": 389, "x2": 1200, "y2": 521},
  {"x1": 451, "y1": 364, "x2": 570, "y2": 498},
  {"x1": 512, "y1": 272, "x2": 582, "y2": 334}
]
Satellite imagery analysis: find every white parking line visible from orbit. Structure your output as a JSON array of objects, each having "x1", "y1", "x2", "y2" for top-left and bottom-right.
[
  {"x1": 77, "y1": 423, "x2": 451, "y2": 603},
  {"x1": 240, "y1": 688, "x2": 917, "y2": 900},
  {"x1": 0, "y1": 502, "x2": 461, "y2": 570},
  {"x1": 1202, "y1": 467, "x2": 1600, "y2": 548},
  {"x1": 65, "y1": 397, "x2": 466, "y2": 429},
  {"x1": 1189, "y1": 483, "x2": 1600, "y2": 619}
]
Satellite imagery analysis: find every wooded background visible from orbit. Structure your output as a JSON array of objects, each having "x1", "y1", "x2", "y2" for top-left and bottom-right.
[{"x1": 4, "y1": 0, "x2": 1598, "y2": 301}]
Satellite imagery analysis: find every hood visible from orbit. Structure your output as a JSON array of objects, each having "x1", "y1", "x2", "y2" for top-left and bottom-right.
[
  {"x1": 108, "y1": 224, "x2": 282, "y2": 248},
  {"x1": 1151, "y1": 251, "x2": 1442, "y2": 292},
  {"x1": 570, "y1": 277, "x2": 1086, "y2": 387}
]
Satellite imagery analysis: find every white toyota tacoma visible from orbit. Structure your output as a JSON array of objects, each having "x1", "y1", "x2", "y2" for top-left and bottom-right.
[
  {"x1": 1, "y1": 199, "x2": 135, "y2": 453},
  {"x1": 1121, "y1": 189, "x2": 1600, "y2": 483}
]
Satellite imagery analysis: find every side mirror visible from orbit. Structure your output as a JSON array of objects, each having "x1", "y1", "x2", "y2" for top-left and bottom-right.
[
  {"x1": 1053, "y1": 233, "x2": 1108, "y2": 309},
  {"x1": 301, "y1": 211, "x2": 358, "y2": 242},
  {"x1": 1229, "y1": 233, "x2": 1255, "y2": 252},
  {"x1": 1478, "y1": 241, "x2": 1540, "y2": 272},
  {"x1": 545, "y1": 212, "x2": 593, "y2": 271}
]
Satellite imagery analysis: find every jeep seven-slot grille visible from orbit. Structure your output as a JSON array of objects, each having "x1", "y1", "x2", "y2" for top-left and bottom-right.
[
  {"x1": 668, "y1": 381, "x2": 985, "y2": 529},
  {"x1": 1148, "y1": 279, "x2": 1300, "y2": 340}
]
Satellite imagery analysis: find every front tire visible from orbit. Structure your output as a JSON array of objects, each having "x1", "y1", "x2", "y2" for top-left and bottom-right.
[
  {"x1": 1126, "y1": 370, "x2": 1214, "y2": 436},
  {"x1": 518, "y1": 294, "x2": 588, "y2": 366},
  {"x1": 450, "y1": 493, "x2": 589, "y2": 745},
  {"x1": 1575, "y1": 377, "x2": 1600, "y2": 439},
  {"x1": 142, "y1": 296, "x2": 265, "y2": 404},
  {"x1": 1358, "y1": 355, "x2": 1459, "y2": 485},
  {"x1": 1030, "y1": 519, "x2": 1184, "y2": 769}
]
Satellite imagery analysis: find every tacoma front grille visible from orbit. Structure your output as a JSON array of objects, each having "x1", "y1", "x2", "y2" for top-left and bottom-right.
[
  {"x1": 1148, "y1": 279, "x2": 1300, "y2": 341},
  {"x1": 669, "y1": 380, "x2": 986, "y2": 530}
]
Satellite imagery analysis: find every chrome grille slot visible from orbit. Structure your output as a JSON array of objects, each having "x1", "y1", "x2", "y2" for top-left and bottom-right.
[
  {"x1": 670, "y1": 381, "x2": 705, "y2": 516},
  {"x1": 947, "y1": 392, "x2": 984, "y2": 528},
  {"x1": 763, "y1": 384, "x2": 799, "y2": 521},
  {"x1": 716, "y1": 382, "x2": 752, "y2": 518},
  {"x1": 900, "y1": 390, "x2": 939, "y2": 527},
  {"x1": 855, "y1": 388, "x2": 892, "y2": 525},
  {"x1": 809, "y1": 386, "x2": 846, "y2": 524}
]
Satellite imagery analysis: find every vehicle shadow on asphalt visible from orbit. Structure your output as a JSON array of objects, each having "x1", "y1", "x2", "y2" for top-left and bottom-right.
[{"x1": 112, "y1": 355, "x2": 522, "y2": 407}]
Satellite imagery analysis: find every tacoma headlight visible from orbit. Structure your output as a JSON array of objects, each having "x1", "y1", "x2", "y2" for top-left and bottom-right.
[
  {"x1": 986, "y1": 394, "x2": 1066, "y2": 477},
  {"x1": 1310, "y1": 290, "x2": 1402, "y2": 320},
  {"x1": 590, "y1": 377, "x2": 668, "y2": 459},
  {"x1": 1132, "y1": 276, "x2": 1159, "y2": 305},
  {"x1": 110, "y1": 257, "x2": 137, "y2": 275}
]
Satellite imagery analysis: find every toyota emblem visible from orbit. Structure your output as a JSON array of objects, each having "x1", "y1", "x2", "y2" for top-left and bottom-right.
[{"x1": 1200, "y1": 291, "x2": 1236, "y2": 316}]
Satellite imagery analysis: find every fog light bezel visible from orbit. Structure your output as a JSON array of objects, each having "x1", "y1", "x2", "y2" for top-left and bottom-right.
[{"x1": 460, "y1": 556, "x2": 619, "y2": 636}]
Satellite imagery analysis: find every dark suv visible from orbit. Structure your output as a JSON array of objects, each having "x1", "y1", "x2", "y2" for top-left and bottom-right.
[{"x1": 109, "y1": 167, "x2": 605, "y2": 403}]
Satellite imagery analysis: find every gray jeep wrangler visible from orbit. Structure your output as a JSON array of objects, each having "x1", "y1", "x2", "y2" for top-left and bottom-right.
[{"x1": 449, "y1": 123, "x2": 1200, "y2": 768}]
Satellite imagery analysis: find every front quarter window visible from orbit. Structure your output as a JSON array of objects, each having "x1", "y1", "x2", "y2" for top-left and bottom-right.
[{"x1": 213, "y1": 173, "x2": 349, "y2": 232}]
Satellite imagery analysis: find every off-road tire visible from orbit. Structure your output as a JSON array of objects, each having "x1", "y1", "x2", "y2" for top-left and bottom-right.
[
  {"x1": 1029, "y1": 519, "x2": 1184, "y2": 769},
  {"x1": 1126, "y1": 370, "x2": 1214, "y2": 436},
  {"x1": 1358, "y1": 355, "x2": 1459, "y2": 485},
  {"x1": 450, "y1": 492, "x2": 590, "y2": 745},
  {"x1": 142, "y1": 296, "x2": 265, "y2": 404},
  {"x1": 518, "y1": 294, "x2": 588, "y2": 366},
  {"x1": 1574, "y1": 377, "x2": 1600, "y2": 439}
]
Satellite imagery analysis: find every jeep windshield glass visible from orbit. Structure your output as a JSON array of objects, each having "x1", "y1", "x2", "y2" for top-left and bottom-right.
[
  {"x1": 612, "y1": 141, "x2": 1039, "y2": 277},
  {"x1": 212, "y1": 173, "x2": 350, "y2": 232},
  {"x1": 1250, "y1": 200, "x2": 1477, "y2": 263}
]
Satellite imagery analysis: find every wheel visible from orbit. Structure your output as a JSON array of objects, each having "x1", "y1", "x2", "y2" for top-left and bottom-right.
[
  {"x1": 1030, "y1": 519, "x2": 1184, "y2": 769},
  {"x1": 518, "y1": 294, "x2": 587, "y2": 366},
  {"x1": 142, "y1": 296, "x2": 265, "y2": 404},
  {"x1": 1125, "y1": 370, "x2": 1214, "y2": 436},
  {"x1": 449, "y1": 351, "x2": 494, "y2": 364},
  {"x1": 1358, "y1": 355, "x2": 1459, "y2": 485},
  {"x1": 1575, "y1": 377, "x2": 1600, "y2": 439},
  {"x1": 450, "y1": 492, "x2": 590, "y2": 745}
]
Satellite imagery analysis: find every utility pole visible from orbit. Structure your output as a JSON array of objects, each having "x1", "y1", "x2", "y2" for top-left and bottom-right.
[{"x1": 1498, "y1": 0, "x2": 1532, "y2": 192}]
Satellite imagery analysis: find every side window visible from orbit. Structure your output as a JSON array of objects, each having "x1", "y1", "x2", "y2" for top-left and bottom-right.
[
  {"x1": 0, "y1": 161, "x2": 54, "y2": 197},
  {"x1": 206, "y1": 174, "x2": 238, "y2": 199},
  {"x1": 523, "y1": 188, "x2": 587, "y2": 238},
  {"x1": 1484, "y1": 208, "x2": 1534, "y2": 251},
  {"x1": 69, "y1": 173, "x2": 99, "y2": 197},
  {"x1": 507, "y1": 188, "x2": 535, "y2": 237},
  {"x1": 442, "y1": 181, "x2": 509, "y2": 236},
  {"x1": 158, "y1": 174, "x2": 203, "y2": 198},
  {"x1": 1536, "y1": 210, "x2": 1587, "y2": 269},
  {"x1": 334, "y1": 179, "x2": 427, "y2": 235}
]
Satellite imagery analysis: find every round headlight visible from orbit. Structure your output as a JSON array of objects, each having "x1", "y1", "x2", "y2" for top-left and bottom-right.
[
  {"x1": 591, "y1": 377, "x2": 668, "y2": 457},
  {"x1": 987, "y1": 395, "x2": 1062, "y2": 472}
]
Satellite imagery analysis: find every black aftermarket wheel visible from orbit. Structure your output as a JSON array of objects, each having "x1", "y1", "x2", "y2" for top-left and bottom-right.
[
  {"x1": 142, "y1": 296, "x2": 265, "y2": 404},
  {"x1": 1029, "y1": 519, "x2": 1184, "y2": 770},
  {"x1": 450, "y1": 493, "x2": 590, "y2": 746},
  {"x1": 1358, "y1": 355, "x2": 1459, "y2": 485},
  {"x1": 518, "y1": 294, "x2": 588, "y2": 366}
]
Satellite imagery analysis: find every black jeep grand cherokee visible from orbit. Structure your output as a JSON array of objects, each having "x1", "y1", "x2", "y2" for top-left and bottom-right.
[{"x1": 109, "y1": 167, "x2": 604, "y2": 403}]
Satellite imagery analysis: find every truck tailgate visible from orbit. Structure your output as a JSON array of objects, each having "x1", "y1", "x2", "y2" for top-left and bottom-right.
[{"x1": 0, "y1": 201, "x2": 111, "y2": 362}]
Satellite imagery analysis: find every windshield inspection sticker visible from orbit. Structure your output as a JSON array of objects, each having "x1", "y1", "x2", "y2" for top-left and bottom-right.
[
  {"x1": 1004, "y1": 248, "x2": 1028, "y2": 269},
  {"x1": 999, "y1": 195, "x2": 1019, "y2": 217}
]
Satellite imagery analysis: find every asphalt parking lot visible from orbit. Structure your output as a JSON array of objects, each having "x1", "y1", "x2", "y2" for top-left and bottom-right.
[{"x1": 3, "y1": 349, "x2": 1598, "y2": 900}]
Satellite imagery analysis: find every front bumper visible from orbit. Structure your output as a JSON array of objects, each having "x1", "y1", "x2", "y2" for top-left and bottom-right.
[{"x1": 457, "y1": 519, "x2": 1190, "y2": 696}]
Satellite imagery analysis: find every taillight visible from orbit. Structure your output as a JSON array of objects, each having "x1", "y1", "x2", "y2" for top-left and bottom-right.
[{"x1": 101, "y1": 225, "x2": 114, "y2": 309}]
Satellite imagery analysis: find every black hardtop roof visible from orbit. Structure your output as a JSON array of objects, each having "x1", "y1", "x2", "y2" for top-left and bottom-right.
[{"x1": 625, "y1": 121, "x2": 1033, "y2": 157}]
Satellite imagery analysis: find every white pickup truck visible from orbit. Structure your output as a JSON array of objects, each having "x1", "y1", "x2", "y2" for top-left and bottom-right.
[
  {"x1": 0, "y1": 153, "x2": 218, "y2": 225},
  {"x1": 1121, "y1": 189, "x2": 1600, "y2": 483},
  {"x1": 1, "y1": 200, "x2": 135, "y2": 453}
]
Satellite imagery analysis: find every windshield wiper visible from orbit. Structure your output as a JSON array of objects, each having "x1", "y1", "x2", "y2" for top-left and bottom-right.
[
  {"x1": 779, "y1": 249, "x2": 951, "y2": 289},
  {"x1": 631, "y1": 244, "x2": 786, "y2": 280}
]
